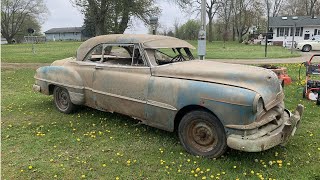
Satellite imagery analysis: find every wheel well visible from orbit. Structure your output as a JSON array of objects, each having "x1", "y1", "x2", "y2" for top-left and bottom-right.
[
  {"x1": 303, "y1": 44, "x2": 312, "y2": 48},
  {"x1": 48, "y1": 84, "x2": 55, "y2": 95},
  {"x1": 174, "y1": 105, "x2": 218, "y2": 132}
]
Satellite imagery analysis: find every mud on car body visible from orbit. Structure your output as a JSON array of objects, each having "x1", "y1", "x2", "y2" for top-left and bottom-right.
[{"x1": 33, "y1": 34, "x2": 303, "y2": 158}]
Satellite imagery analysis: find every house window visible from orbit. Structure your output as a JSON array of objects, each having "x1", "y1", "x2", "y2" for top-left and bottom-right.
[
  {"x1": 290, "y1": 27, "x2": 294, "y2": 36},
  {"x1": 293, "y1": 27, "x2": 304, "y2": 36},
  {"x1": 314, "y1": 29, "x2": 320, "y2": 35},
  {"x1": 284, "y1": 27, "x2": 289, "y2": 36},
  {"x1": 279, "y1": 27, "x2": 284, "y2": 36}
]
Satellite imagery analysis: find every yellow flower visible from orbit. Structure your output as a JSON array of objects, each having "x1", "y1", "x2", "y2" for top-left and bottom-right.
[
  {"x1": 202, "y1": 176, "x2": 207, "y2": 179},
  {"x1": 178, "y1": 169, "x2": 181, "y2": 173},
  {"x1": 102, "y1": 164, "x2": 107, "y2": 167},
  {"x1": 115, "y1": 177, "x2": 119, "y2": 180},
  {"x1": 251, "y1": 170, "x2": 254, "y2": 174},
  {"x1": 28, "y1": 165, "x2": 33, "y2": 170},
  {"x1": 233, "y1": 166, "x2": 237, "y2": 169},
  {"x1": 81, "y1": 174, "x2": 86, "y2": 178},
  {"x1": 207, "y1": 169, "x2": 211, "y2": 172},
  {"x1": 196, "y1": 167, "x2": 201, "y2": 172}
]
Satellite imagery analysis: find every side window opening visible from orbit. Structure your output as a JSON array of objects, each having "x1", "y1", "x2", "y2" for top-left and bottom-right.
[{"x1": 85, "y1": 44, "x2": 147, "y2": 67}]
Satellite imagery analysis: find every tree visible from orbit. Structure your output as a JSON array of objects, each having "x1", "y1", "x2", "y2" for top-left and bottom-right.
[
  {"x1": 1, "y1": 0, "x2": 47, "y2": 43},
  {"x1": 15, "y1": 15, "x2": 42, "y2": 43},
  {"x1": 174, "y1": 20, "x2": 201, "y2": 40},
  {"x1": 233, "y1": 0, "x2": 262, "y2": 43},
  {"x1": 174, "y1": 0, "x2": 221, "y2": 42},
  {"x1": 218, "y1": 0, "x2": 233, "y2": 47},
  {"x1": 283, "y1": 0, "x2": 319, "y2": 16},
  {"x1": 72, "y1": 0, "x2": 160, "y2": 36}
]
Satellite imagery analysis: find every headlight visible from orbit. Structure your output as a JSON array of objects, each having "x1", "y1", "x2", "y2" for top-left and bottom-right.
[
  {"x1": 256, "y1": 98, "x2": 264, "y2": 115},
  {"x1": 253, "y1": 95, "x2": 264, "y2": 116}
]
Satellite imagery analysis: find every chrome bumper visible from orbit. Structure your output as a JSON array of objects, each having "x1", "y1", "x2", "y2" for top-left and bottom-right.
[
  {"x1": 32, "y1": 84, "x2": 41, "y2": 92},
  {"x1": 227, "y1": 104, "x2": 304, "y2": 152}
]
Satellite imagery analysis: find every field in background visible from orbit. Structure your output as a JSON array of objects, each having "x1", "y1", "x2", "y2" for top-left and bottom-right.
[
  {"x1": 1, "y1": 64, "x2": 319, "y2": 179},
  {"x1": 1, "y1": 41, "x2": 300, "y2": 63}
]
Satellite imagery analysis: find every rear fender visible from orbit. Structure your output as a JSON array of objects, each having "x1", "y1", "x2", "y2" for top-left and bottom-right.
[{"x1": 35, "y1": 66, "x2": 85, "y2": 105}]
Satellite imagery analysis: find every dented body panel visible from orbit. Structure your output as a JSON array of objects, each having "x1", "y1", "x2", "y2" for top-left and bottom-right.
[{"x1": 33, "y1": 34, "x2": 303, "y2": 154}]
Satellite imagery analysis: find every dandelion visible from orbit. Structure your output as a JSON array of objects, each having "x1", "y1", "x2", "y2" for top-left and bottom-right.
[
  {"x1": 28, "y1": 165, "x2": 33, "y2": 170},
  {"x1": 187, "y1": 159, "x2": 191, "y2": 162},
  {"x1": 210, "y1": 175, "x2": 214, "y2": 178},
  {"x1": 233, "y1": 166, "x2": 237, "y2": 169},
  {"x1": 178, "y1": 169, "x2": 181, "y2": 173},
  {"x1": 207, "y1": 168, "x2": 211, "y2": 172},
  {"x1": 81, "y1": 175, "x2": 86, "y2": 178},
  {"x1": 251, "y1": 170, "x2": 254, "y2": 174},
  {"x1": 202, "y1": 176, "x2": 207, "y2": 179},
  {"x1": 196, "y1": 167, "x2": 201, "y2": 172},
  {"x1": 102, "y1": 164, "x2": 107, "y2": 167},
  {"x1": 77, "y1": 138, "x2": 81, "y2": 142},
  {"x1": 115, "y1": 177, "x2": 119, "y2": 180},
  {"x1": 54, "y1": 175, "x2": 57, "y2": 178},
  {"x1": 194, "y1": 174, "x2": 198, "y2": 177},
  {"x1": 20, "y1": 169, "x2": 24, "y2": 172}
]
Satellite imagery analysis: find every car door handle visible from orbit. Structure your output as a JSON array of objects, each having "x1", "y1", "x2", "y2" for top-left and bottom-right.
[{"x1": 95, "y1": 66, "x2": 103, "y2": 69}]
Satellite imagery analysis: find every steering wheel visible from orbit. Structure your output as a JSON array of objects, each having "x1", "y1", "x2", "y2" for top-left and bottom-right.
[{"x1": 171, "y1": 54, "x2": 186, "y2": 62}]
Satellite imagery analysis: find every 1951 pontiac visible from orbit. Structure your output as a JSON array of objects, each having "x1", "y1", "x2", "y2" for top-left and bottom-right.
[{"x1": 33, "y1": 34, "x2": 303, "y2": 158}]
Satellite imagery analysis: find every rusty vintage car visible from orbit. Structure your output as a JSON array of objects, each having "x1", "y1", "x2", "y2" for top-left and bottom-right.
[{"x1": 33, "y1": 34, "x2": 304, "y2": 158}]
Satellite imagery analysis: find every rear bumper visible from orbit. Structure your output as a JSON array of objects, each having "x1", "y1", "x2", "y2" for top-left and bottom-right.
[
  {"x1": 33, "y1": 84, "x2": 41, "y2": 92},
  {"x1": 227, "y1": 104, "x2": 304, "y2": 152}
]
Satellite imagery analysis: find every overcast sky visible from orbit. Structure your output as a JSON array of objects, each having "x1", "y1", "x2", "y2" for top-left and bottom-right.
[{"x1": 42, "y1": 0, "x2": 194, "y2": 34}]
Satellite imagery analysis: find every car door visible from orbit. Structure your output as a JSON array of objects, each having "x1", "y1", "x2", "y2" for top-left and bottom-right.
[{"x1": 92, "y1": 44, "x2": 150, "y2": 120}]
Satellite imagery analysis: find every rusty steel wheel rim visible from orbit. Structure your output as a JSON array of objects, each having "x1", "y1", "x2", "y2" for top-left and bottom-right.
[
  {"x1": 55, "y1": 88, "x2": 69, "y2": 110},
  {"x1": 187, "y1": 120, "x2": 218, "y2": 152}
]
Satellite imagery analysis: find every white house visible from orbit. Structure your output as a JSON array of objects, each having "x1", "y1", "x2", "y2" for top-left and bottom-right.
[
  {"x1": 44, "y1": 27, "x2": 85, "y2": 41},
  {"x1": 269, "y1": 16, "x2": 320, "y2": 46}
]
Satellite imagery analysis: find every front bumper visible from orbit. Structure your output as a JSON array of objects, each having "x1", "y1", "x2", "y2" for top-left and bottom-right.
[{"x1": 227, "y1": 104, "x2": 304, "y2": 152}]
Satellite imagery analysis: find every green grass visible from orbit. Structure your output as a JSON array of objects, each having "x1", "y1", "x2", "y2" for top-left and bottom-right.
[
  {"x1": 1, "y1": 64, "x2": 319, "y2": 179},
  {"x1": 1, "y1": 41, "x2": 81, "y2": 63},
  {"x1": 188, "y1": 41, "x2": 301, "y2": 59},
  {"x1": 1, "y1": 41, "x2": 300, "y2": 63}
]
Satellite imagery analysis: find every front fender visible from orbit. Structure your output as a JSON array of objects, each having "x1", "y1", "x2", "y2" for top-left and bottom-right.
[{"x1": 34, "y1": 66, "x2": 85, "y2": 105}]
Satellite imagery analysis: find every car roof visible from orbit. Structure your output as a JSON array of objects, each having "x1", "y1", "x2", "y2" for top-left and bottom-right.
[{"x1": 76, "y1": 34, "x2": 195, "y2": 61}]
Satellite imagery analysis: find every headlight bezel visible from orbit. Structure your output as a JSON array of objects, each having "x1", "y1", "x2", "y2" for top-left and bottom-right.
[{"x1": 253, "y1": 95, "x2": 265, "y2": 117}]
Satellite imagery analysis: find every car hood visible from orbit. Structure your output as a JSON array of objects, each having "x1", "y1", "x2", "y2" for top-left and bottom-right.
[{"x1": 152, "y1": 60, "x2": 283, "y2": 110}]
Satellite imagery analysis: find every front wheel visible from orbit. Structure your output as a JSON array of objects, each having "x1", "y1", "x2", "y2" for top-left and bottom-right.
[
  {"x1": 302, "y1": 45, "x2": 311, "y2": 52},
  {"x1": 178, "y1": 110, "x2": 227, "y2": 158},
  {"x1": 53, "y1": 86, "x2": 76, "y2": 114}
]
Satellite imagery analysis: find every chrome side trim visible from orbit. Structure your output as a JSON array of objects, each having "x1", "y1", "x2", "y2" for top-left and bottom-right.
[
  {"x1": 90, "y1": 88, "x2": 146, "y2": 104},
  {"x1": 147, "y1": 100, "x2": 177, "y2": 111},
  {"x1": 201, "y1": 97, "x2": 251, "y2": 107}
]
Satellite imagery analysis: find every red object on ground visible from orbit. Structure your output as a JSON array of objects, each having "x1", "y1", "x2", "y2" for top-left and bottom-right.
[{"x1": 260, "y1": 65, "x2": 292, "y2": 86}]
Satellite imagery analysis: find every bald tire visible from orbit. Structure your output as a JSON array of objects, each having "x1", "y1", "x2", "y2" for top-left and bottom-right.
[{"x1": 178, "y1": 110, "x2": 227, "y2": 158}]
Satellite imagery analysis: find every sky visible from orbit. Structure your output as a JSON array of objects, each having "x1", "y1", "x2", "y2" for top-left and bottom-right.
[{"x1": 42, "y1": 0, "x2": 193, "y2": 34}]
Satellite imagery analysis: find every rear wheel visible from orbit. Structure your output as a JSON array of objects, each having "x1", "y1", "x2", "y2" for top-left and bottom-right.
[
  {"x1": 53, "y1": 86, "x2": 76, "y2": 114},
  {"x1": 302, "y1": 45, "x2": 311, "y2": 52},
  {"x1": 178, "y1": 110, "x2": 227, "y2": 158}
]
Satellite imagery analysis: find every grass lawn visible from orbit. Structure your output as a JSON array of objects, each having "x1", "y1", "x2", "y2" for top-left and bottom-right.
[
  {"x1": 1, "y1": 64, "x2": 319, "y2": 179},
  {"x1": 1, "y1": 41, "x2": 300, "y2": 63}
]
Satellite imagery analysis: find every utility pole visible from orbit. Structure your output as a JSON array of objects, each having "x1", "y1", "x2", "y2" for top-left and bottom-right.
[
  {"x1": 265, "y1": 0, "x2": 269, "y2": 58},
  {"x1": 198, "y1": 0, "x2": 206, "y2": 60}
]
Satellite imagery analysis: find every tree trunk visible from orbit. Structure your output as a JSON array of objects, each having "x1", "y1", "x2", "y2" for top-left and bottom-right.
[{"x1": 208, "y1": 18, "x2": 213, "y2": 42}]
